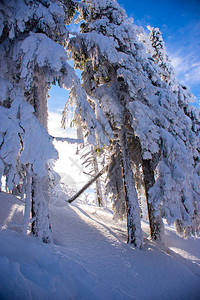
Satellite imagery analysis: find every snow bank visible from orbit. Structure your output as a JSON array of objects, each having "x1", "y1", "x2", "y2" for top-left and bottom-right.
[
  {"x1": 0, "y1": 230, "x2": 100, "y2": 300},
  {"x1": 0, "y1": 191, "x2": 200, "y2": 299}
]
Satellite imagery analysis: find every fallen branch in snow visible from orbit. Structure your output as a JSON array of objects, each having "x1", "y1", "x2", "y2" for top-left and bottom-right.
[{"x1": 67, "y1": 165, "x2": 108, "y2": 203}]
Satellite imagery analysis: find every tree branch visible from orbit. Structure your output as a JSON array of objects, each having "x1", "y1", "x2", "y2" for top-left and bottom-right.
[
  {"x1": 52, "y1": 136, "x2": 83, "y2": 144},
  {"x1": 67, "y1": 164, "x2": 108, "y2": 203}
]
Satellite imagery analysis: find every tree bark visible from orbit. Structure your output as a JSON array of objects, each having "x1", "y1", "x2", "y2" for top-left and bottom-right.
[
  {"x1": 127, "y1": 136, "x2": 146, "y2": 219},
  {"x1": 31, "y1": 175, "x2": 52, "y2": 243},
  {"x1": 142, "y1": 159, "x2": 164, "y2": 241},
  {"x1": 119, "y1": 125, "x2": 143, "y2": 248},
  {"x1": 92, "y1": 146, "x2": 103, "y2": 207},
  {"x1": 30, "y1": 72, "x2": 52, "y2": 243},
  {"x1": 22, "y1": 166, "x2": 31, "y2": 235}
]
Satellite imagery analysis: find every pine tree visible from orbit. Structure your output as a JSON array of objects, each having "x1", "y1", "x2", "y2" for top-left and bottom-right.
[
  {"x1": 68, "y1": 0, "x2": 144, "y2": 247},
  {"x1": 69, "y1": 0, "x2": 200, "y2": 243},
  {"x1": 141, "y1": 26, "x2": 200, "y2": 238},
  {"x1": 0, "y1": 0, "x2": 113, "y2": 242},
  {"x1": 140, "y1": 26, "x2": 195, "y2": 104}
]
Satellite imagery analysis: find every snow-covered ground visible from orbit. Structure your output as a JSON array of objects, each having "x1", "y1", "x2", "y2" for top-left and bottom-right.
[{"x1": 0, "y1": 190, "x2": 200, "y2": 299}]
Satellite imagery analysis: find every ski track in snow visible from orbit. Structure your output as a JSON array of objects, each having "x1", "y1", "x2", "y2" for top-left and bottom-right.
[{"x1": 0, "y1": 191, "x2": 200, "y2": 300}]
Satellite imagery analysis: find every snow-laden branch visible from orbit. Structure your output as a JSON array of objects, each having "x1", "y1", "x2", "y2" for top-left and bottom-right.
[{"x1": 53, "y1": 136, "x2": 83, "y2": 144}]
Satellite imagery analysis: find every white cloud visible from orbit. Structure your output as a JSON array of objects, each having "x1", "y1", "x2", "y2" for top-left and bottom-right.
[
  {"x1": 170, "y1": 56, "x2": 184, "y2": 73},
  {"x1": 170, "y1": 52, "x2": 200, "y2": 97},
  {"x1": 185, "y1": 64, "x2": 200, "y2": 84}
]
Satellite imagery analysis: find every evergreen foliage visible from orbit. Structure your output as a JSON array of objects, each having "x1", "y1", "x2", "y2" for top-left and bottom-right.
[
  {"x1": 0, "y1": 0, "x2": 112, "y2": 242},
  {"x1": 69, "y1": 0, "x2": 200, "y2": 241},
  {"x1": 0, "y1": 0, "x2": 199, "y2": 245}
]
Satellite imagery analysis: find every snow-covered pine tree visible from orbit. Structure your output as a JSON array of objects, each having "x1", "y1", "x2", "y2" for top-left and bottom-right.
[
  {"x1": 129, "y1": 27, "x2": 200, "y2": 239},
  {"x1": 139, "y1": 26, "x2": 196, "y2": 105},
  {"x1": 0, "y1": 0, "x2": 113, "y2": 242},
  {"x1": 0, "y1": 86, "x2": 58, "y2": 242},
  {"x1": 143, "y1": 27, "x2": 176, "y2": 88},
  {"x1": 140, "y1": 26, "x2": 200, "y2": 237},
  {"x1": 69, "y1": 0, "x2": 200, "y2": 243},
  {"x1": 68, "y1": 0, "x2": 143, "y2": 247}
]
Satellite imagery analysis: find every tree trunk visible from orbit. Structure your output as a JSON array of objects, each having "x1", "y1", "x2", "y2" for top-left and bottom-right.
[
  {"x1": 31, "y1": 175, "x2": 52, "y2": 243},
  {"x1": 119, "y1": 126, "x2": 143, "y2": 248},
  {"x1": 142, "y1": 159, "x2": 164, "y2": 241},
  {"x1": 30, "y1": 72, "x2": 52, "y2": 243},
  {"x1": 127, "y1": 136, "x2": 147, "y2": 220},
  {"x1": 92, "y1": 147, "x2": 103, "y2": 207},
  {"x1": 22, "y1": 166, "x2": 31, "y2": 235}
]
